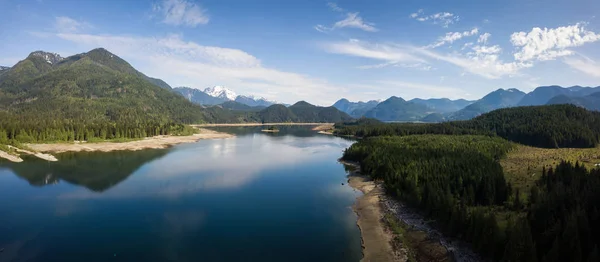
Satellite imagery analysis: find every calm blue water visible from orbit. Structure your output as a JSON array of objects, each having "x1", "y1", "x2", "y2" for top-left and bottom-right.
[{"x1": 0, "y1": 127, "x2": 362, "y2": 262}]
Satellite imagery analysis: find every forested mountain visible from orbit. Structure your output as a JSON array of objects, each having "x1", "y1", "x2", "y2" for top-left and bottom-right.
[
  {"x1": 449, "y1": 88, "x2": 525, "y2": 120},
  {"x1": 336, "y1": 104, "x2": 600, "y2": 148},
  {"x1": 409, "y1": 98, "x2": 474, "y2": 113},
  {"x1": 0, "y1": 48, "x2": 207, "y2": 143},
  {"x1": 518, "y1": 85, "x2": 600, "y2": 106},
  {"x1": 288, "y1": 101, "x2": 353, "y2": 122},
  {"x1": 363, "y1": 96, "x2": 432, "y2": 121},
  {"x1": 420, "y1": 113, "x2": 445, "y2": 123},
  {"x1": 218, "y1": 101, "x2": 266, "y2": 111},
  {"x1": 332, "y1": 98, "x2": 379, "y2": 118},
  {"x1": 174, "y1": 86, "x2": 226, "y2": 105},
  {"x1": 235, "y1": 95, "x2": 274, "y2": 107},
  {"x1": 547, "y1": 92, "x2": 600, "y2": 111}
]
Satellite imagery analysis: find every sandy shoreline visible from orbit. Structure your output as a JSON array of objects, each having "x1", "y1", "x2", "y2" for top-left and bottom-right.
[
  {"x1": 0, "y1": 150, "x2": 23, "y2": 162},
  {"x1": 193, "y1": 123, "x2": 332, "y2": 127},
  {"x1": 343, "y1": 161, "x2": 399, "y2": 262},
  {"x1": 26, "y1": 128, "x2": 233, "y2": 153}
]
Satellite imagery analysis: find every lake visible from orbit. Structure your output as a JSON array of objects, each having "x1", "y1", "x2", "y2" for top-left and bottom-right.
[{"x1": 0, "y1": 126, "x2": 362, "y2": 262}]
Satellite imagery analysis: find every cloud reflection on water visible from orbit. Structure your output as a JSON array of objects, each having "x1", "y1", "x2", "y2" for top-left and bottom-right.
[{"x1": 57, "y1": 134, "x2": 353, "y2": 200}]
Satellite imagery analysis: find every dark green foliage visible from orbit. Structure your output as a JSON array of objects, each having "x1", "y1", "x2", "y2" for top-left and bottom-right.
[
  {"x1": 0, "y1": 49, "x2": 208, "y2": 143},
  {"x1": 526, "y1": 161, "x2": 600, "y2": 262},
  {"x1": 343, "y1": 135, "x2": 513, "y2": 259},
  {"x1": 336, "y1": 104, "x2": 600, "y2": 148},
  {"x1": 344, "y1": 131, "x2": 600, "y2": 261}
]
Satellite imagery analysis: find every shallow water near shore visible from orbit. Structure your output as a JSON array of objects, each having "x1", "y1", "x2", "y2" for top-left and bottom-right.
[{"x1": 0, "y1": 127, "x2": 362, "y2": 262}]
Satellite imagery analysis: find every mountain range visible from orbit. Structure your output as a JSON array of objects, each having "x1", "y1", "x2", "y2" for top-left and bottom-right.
[
  {"x1": 0, "y1": 48, "x2": 352, "y2": 134},
  {"x1": 1, "y1": 47, "x2": 599, "y2": 129},
  {"x1": 333, "y1": 86, "x2": 600, "y2": 122},
  {"x1": 332, "y1": 99, "x2": 380, "y2": 118},
  {"x1": 0, "y1": 48, "x2": 206, "y2": 125},
  {"x1": 173, "y1": 86, "x2": 277, "y2": 107}
]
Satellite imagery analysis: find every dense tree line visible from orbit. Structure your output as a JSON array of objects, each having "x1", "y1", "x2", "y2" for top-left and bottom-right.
[
  {"x1": 343, "y1": 134, "x2": 600, "y2": 261},
  {"x1": 335, "y1": 104, "x2": 600, "y2": 148},
  {"x1": 343, "y1": 135, "x2": 515, "y2": 259},
  {"x1": 525, "y1": 161, "x2": 600, "y2": 262}
]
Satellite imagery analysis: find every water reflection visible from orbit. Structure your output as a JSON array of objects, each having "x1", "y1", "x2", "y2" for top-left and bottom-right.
[
  {"x1": 0, "y1": 127, "x2": 362, "y2": 262},
  {"x1": 0, "y1": 149, "x2": 169, "y2": 192},
  {"x1": 57, "y1": 134, "x2": 353, "y2": 200}
]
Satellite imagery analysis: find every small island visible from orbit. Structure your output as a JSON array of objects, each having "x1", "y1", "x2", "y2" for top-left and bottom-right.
[{"x1": 261, "y1": 126, "x2": 280, "y2": 133}]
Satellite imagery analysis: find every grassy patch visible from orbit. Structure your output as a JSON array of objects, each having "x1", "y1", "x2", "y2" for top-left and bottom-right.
[{"x1": 500, "y1": 144, "x2": 600, "y2": 191}]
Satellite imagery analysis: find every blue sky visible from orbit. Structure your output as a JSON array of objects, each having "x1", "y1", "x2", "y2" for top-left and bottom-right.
[{"x1": 1, "y1": 0, "x2": 599, "y2": 105}]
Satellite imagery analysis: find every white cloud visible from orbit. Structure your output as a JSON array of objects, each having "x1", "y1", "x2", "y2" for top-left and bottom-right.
[
  {"x1": 357, "y1": 61, "x2": 432, "y2": 71},
  {"x1": 564, "y1": 55, "x2": 600, "y2": 77},
  {"x1": 54, "y1": 16, "x2": 90, "y2": 33},
  {"x1": 413, "y1": 46, "x2": 532, "y2": 79},
  {"x1": 322, "y1": 39, "x2": 424, "y2": 63},
  {"x1": 316, "y1": 3, "x2": 378, "y2": 33},
  {"x1": 511, "y1": 23, "x2": 600, "y2": 61},
  {"x1": 324, "y1": 37, "x2": 532, "y2": 79},
  {"x1": 334, "y1": 12, "x2": 378, "y2": 32},
  {"x1": 314, "y1": 25, "x2": 328, "y2": 33},
  {"x1": 471, "y1": 45, "x2": 501, "y2": 55},
  {"x1": 54, "y1": 33, "x2": 348, "y2": 105},
  {"x1": 327, "y1": 2, "x2": 344, "y2": 12},
  {"x1": 478, "y1": 32, "x2": 491, "y2": 44},
  {"x1": 410, "y1": 9, "x2": 459, "y2": 28},
  {"x1": 426, "y1": 28, "x2": 478, "y2": 48},
  {"x1": 316, "y1": 12, "x2": 378, "y2": 32},
  {"x1": 153, "y1": 0, "x2": 209, "y2": 27}
]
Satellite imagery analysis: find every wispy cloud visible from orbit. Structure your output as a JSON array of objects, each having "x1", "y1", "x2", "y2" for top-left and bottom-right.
[
  {"x1": 322, "y1": 39, "x2": 424, "y2": 63},
  {"x1": 413, "y1": 46, "x2": 531, "y2": 79},
  {"x1": 510, "y1": 23, "x2": 600, "y2": 61},
  {"x1": 357, "y1": 61, "x2": 432, "y2": 71},
  {"x1": 51, "y1": 32, "x2": 347, "y2": 105},
  {"x1": 425, "y1": 28, "x2": 479, "y2": 48},
  {"x1": 478, "y1": 33, "x2": 491, "y2": 44},
  {"x1": 327, "y1": 2, "x2": 344, "y2": 12},
  {"x1": 315, "y1": 4, "x2": 378, "y2": 32},
  {"x1": 152, "y1": 0, "x2": 209, "y2": 27},
  {"x1": 564, "y1": 54, "x2": 600, "y2": 77},
  {"x1": 410, "y1": 9, "x2": 459, "y2": 28},
  {"x1": 54, "y1": 16, "x2": 91, "y2": 33}
]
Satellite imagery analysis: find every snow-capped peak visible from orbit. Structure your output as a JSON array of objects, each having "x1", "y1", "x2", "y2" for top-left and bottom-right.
[
  {"x1": 203, "y1": 86, "x2": 237, "y2": 100},
  {"x1": 29, "y1": 51, "x2": 63, "y2": 65}
]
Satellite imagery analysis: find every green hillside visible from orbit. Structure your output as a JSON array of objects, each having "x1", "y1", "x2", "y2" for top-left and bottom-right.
[
  {"x1": 0, "y1": 49, "x2": 206, "y2": 143},
  {"x1": 336, "y1": 104, "x2": 600, "y2": 148}
]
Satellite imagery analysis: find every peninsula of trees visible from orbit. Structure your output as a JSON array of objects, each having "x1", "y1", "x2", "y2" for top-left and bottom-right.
[{"x1": 339, "y1": 104, "x2": 600, "y2": 261}]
